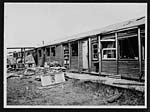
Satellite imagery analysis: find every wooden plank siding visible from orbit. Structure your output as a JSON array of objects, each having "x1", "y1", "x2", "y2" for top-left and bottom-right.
[
  {"x1": 37, "y1": 48, "x2": 44, "y2": 66},
  {"x1": 101, "y1": 60, "x2": 117, "y2": 74},
  {"x1": 91, "y1": 61, "x2": 99, "y2": 73},
  {"x1": 70, "y1": 56, "x2": 78, "y2": 70},
  {"x1": 48, "y1": 45, "x2": 63, "y2": 66},
  {"x1": 70, "y1": 41, "x2": 81, "y2": 71},
  {"x1": 118, "y1": 60, "x2": 141, "y2": 80},
  {"x1": 141, "y1": 60, "x2": 145, "y2": 80},
  {"x1": 36, "y1": 45, "x2": 64, "y2": 67},
  {"x1": 78, "y1": 40, "x2": 83, "y2": 72}
]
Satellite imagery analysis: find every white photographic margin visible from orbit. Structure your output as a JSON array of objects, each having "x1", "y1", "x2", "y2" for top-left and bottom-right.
[{"x1": 3, "y1": 3, "x2": 147, "y2": 108}]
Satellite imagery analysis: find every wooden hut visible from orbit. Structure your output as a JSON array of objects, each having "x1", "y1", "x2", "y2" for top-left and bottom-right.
[{"x1": 25, "y1": 16, "x2": 146, "y2": 81}]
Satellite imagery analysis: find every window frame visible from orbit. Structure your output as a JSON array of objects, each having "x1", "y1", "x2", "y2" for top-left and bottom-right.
[
  {"x1": 50, "y1": 46, "x2": 56, "y2": 57},
  {"x1": 38, "y1": 49, "x2": 42, "y2": 57},
  {"x1": 91, "y1": 43, "x2": 98, "y2": 60},
  {"x1": 51, "y1": 46, "x2": 56, "y2": 57},
  {"x1": 71, "y1": 42, "x2": 78, "y2": 56},
  {"x1": 118, "y1": 28, "x2": 139, "y2": 61},
  {"x1": 46, "y1": 47, "x2": 50, "y2": 56},
  {"x1": 101, "y1": 37, "x2": 117, "y2": 60}
]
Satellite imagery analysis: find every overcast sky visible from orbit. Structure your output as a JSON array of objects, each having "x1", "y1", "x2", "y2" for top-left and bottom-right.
[{"x1": 4, "y1": 3, "x2": 147, "y2": 49}]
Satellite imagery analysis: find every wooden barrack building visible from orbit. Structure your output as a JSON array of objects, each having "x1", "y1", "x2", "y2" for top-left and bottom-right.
[{"x1": 14, "y1": 16, "x2": 146, "y2": 81}]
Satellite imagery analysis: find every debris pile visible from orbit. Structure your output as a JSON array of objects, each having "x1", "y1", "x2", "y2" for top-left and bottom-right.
[
  {"x1": 24, "y1": 67, "x2": 36, "y2": 76},
  {"x1": 7, "y1": 60, "x2": 67, "y2": 88},
  {"x1": 47, "y1": 61, "x2": 61, "y2": 67},
  {"x1": 34, "y1": 66, "x2": 66, "y2": 87}
]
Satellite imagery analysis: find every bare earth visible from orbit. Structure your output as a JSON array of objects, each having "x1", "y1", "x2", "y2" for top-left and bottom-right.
[{"x1": 7, "y1": 71, "x2": 144, "y2": 106}]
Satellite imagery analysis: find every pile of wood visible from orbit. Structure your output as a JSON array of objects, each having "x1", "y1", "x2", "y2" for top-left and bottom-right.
[{"x1": 34, "y1": 67, "x2": 66, "y2": 87}]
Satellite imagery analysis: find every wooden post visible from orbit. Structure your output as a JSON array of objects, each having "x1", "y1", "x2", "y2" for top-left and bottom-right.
[
  {"x1": 88, "y1": 37, "x2": 92, "y2": 72},
  {"x1": 78, "y1": 41, "x2": 80, "y2": 72},
  {"x1": 68, "y1": 42, "x2": 71, "y2": 69},
  {"x1": 21, "y1": 48, "x2": 23, "y2": 63},
  {"x1": 98, "y1": 35, "x2": 101, "y2": 75},
  {"x1": 60, "y1": 44, "x2": 63, "y2": 66},
  {"x1": 49, "y1": 46, "x2": 51, "y2": 62},
  {"x1": 23, "y1": 48, "x2": 25, "y2": 65},
  {"x1": 115, "y1": 33, "x2": 119, "y2": 75},
  {"x1": 138, "y1": 28, "x2": 142, "y2": 81}
]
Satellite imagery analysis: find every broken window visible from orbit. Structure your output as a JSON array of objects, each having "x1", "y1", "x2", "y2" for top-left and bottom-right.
[
  {"x1": 71, "y1": 42, "x2": 78, "y2": 56},
  {"x1": 51, "y1": 47, "x2": 55, "y2": 56},
  {"x1": 38, "y1": 50, "x2": 42, "y2": 57},
  {"x1": 118, "y1": 29, "x2": 138, "y2": 60},
  {"x1": 13, "y1": 52, "x2": 17, "y2": 58},
  {"x1": 63, "y1": 44, "x2": 69, "y2": 67},
  {"x1": 46, "y1": 47, "x2": 50, "y2": 56},
  {"x1": 18, "y1": 52, "x2": 22, "y2": 57},
  {"x1": 118, "y1": 37, "x2": 138, "y2": 59},
  {"x1": 91, "y1": 37, "x2": 98, "y2": 60},
  {"x1": 101, "y1": 33, "x2": 116, "y2": 59},
  {"x1": 92, "y1": 43, "x2": 98, "y2": 60}
]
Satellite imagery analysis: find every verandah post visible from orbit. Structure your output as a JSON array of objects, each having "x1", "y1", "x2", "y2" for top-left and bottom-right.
[
  {"x1": 98, "y1": 35, "x2": 101, "y2": 75},
  {"x1": 68, "y1": 42, "x2": 71, "y2": 69},
  {"x1": 88, "y1": 37, "x2": 91, "y2": 72},
  {"x1": 138, "y1": 28, "x2": 142, "y2": 81},
  {"x1": 115, "y1": 33, "x2": 118, "y2": 75}
]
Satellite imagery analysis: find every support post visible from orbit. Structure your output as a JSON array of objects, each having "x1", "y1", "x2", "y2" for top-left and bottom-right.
[
  {"x1": 78, "y1": 41, "x2": 80, "y2": 72},
  {"x1": 68, "y1": 42, "x2": 71, "y2": 69},
  {"x1": 23, "y1": 48, "x2": 25, "y2": 65},
  {"x1": 88, "y1": 37, "x2": 92, "y2": 72},
  {"x1": 21, "y1": 48, "x2": 23, "y2": 63},
  {"x1": 60, "y1": 44, "x2": 63, "y2": 66},
  {"x1": 138, "y1": 28, "x2": 142, "y2": 81},
  {"x1": 115, "y1": 33, "x2": 119, "y2": 75},
  {"x1": 98, "y1": 35, "x2": 101, "y2": 75}
]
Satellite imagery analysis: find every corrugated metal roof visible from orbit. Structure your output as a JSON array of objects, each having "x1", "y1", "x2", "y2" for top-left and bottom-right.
[{"x1": 37, "y1": 16, "x2": 145, "y2": 48}]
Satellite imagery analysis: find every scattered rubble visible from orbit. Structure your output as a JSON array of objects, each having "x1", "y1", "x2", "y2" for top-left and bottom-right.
[
  {"x1": 47, "y1": 61, "x2": 61, "y2": 67},
  {"x1": 7, "y1": 70, "x2": 144, "y2": 105},
  {"x1": 106, "y1": 92, "x2": 123, "y2": 103},
  {"x1": 6, "y1": 62, "x2": 144, "y2": 105}
]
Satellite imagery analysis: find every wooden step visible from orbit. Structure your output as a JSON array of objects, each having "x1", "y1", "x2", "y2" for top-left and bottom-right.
[{"x1": 107, "y1": 75, "x2": 121, "y2": 79}]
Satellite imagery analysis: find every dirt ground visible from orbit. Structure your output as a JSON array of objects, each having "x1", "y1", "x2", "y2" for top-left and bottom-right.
[{"x1": 7, "y1": 70, "x2": 144, "y2": 106}]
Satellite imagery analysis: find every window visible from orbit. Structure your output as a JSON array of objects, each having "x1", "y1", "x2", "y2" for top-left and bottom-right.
[
  {"x1": 101, "y1": 33, "x2": 116, "y2": 59},
  {"x1": 46, "y1": 47, "x2": 50, "y2": 56},
  {"x1": 71, "y1": 42, "x2": 78, "y2": 56},
  {"x1": 38, "y1": 50, "x2": 42, "y2": 57},
  {"x1": 13, "y1": 52, "x2": 17, "y2": 58},
  {"x1": 18, "y1": 52, "x2": 22, "y2": 57},
  {"x1": 92, "y1": 43, "x2": 98, "y2": 60},
  {"x1": 51, "y1": 47, "x2": 55, "y2": 56},
  {"x1": 118, "y1": 37, "x2": 138, "y2": 59},
  {"x1": 91, "y1": 37, "x2": 98, "y2": 60},
  {"x1": 118, "y1": 29, "x2": 138, "y2": 60},
  {"x1": 101, "y1": 41, "x2": 116, "y2": 59}
]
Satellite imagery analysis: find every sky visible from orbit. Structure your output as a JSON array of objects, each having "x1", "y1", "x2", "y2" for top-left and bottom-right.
[{"x1": 4, "y1": 3, "x2": 147, "y2": 49}]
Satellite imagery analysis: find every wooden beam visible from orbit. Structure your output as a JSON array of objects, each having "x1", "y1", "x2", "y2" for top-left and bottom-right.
[
  {"x1": 68, "y1": 42, "x2": 71, "y2": 69},
  {"x1": 98, "y1": 35, "x2": 102, "y2": 75},
  {"x1": 88, "y1": 37, "x2": 92, "y2": 72},
  {"x1": 23, "y1": 48, "x2": 25, "y2": 64},
  {"x1": 138, "y1": 28, "x2": 142, "y2": 81},
  {"x1": 115, "y1": 33, "x2": 119, "y2": 75},
  {"x1": 60, "y1": 44, "x2": 63, "y2": 66},
  {"x1": 7, "y1": 47, "x2": 35, "y2": 49},
  {"x1": 78, "y1": 41, "x2": 80, "y2": 72}
]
